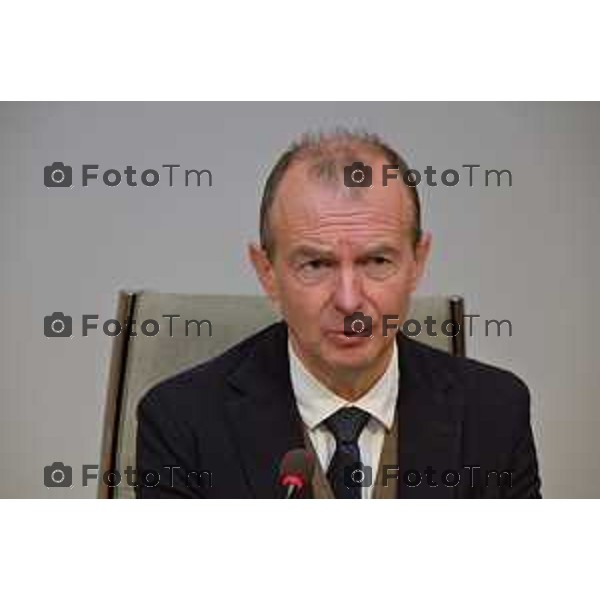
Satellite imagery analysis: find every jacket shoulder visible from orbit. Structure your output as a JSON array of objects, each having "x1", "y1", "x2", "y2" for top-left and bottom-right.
[
  {"x1": 137, "y1": 321, "x2": 283, "y2": 418},
  {"x1": 401, "y1": 336, "x2": 531, "y2": 405}
]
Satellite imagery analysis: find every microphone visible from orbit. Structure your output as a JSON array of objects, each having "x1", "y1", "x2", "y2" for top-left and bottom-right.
[{"x1": 279, "y1": 448, "x2": 315, "y2": 499}]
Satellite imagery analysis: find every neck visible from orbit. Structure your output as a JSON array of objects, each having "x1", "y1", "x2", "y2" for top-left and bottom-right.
[{"x1": 289, "y1": 335, "x2": 395, "y2": 401}]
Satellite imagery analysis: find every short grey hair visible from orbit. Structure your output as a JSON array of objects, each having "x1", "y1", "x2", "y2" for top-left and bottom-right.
[{"x1": 259, "y1": 128, "x2": 422, "y2": 260}]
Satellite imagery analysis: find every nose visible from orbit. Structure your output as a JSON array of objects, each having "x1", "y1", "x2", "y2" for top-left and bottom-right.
[{"x1": 332, "y1": 265, "x2": 364, "y2": 316}]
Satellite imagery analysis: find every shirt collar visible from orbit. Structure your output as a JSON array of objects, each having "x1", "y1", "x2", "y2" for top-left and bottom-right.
[{"x1": 288, "y1": 336, "x2": 399, "y2": 432}]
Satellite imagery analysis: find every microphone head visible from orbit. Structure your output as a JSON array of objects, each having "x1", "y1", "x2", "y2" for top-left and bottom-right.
[{"x1": 279, "y1": 448, "x2": 315, "y2": 491}]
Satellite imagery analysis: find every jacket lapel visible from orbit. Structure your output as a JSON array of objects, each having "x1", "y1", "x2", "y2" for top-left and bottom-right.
[
  {"x1": 223, "y1": 322, "x2": 307, "y2": 498},
  {"x1": 396, "y1": 334, "x2": 464, "y2": 498},
  {"x1": 223, "y1": 323, "x2": 465, "y2": 499}
]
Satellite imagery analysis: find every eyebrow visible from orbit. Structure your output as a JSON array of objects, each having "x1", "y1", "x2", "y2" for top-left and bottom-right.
[
  {"x1": 360, "y1": 244, "x2": 401, "y2": 257},
  {"x1": 288, "y1": 243, "x2": 401, "y2": 261},
  {"x1": 288, "y1": 245, "x2": 336, "y2": 261}
]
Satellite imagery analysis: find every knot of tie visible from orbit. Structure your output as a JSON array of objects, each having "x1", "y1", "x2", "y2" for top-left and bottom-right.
[{"x1": 324, "y1": 407, "x2": 371, "y2": 445}]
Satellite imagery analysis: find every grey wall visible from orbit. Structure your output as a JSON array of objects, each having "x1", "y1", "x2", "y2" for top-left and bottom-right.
[{"x1": 1, "y1": 102, "x2": 598, "y2": 498}]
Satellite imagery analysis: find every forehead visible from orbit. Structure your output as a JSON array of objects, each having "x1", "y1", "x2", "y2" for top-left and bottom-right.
[{"x1": 271, "y1": 154, "x2": 414, "y2": 252}]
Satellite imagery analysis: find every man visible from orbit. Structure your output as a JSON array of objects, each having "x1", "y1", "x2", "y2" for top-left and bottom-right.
[{"x1": 136, "y1": 130, "x2": 541, "y2": 499}]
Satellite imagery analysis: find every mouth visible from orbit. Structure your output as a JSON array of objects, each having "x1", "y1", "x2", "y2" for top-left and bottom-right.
[{"x1": 324, "y1": 330, "x2": 372, "y2": 345}]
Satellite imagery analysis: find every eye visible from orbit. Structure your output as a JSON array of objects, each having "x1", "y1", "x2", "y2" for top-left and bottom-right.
[
  {"x1": 367, "y1": 256, "x2": 391, "y2": 265},
  {"x1": 361, "y1": 255, "x2": 392, "y2": 267},
  {"x1": 301, "y1": 258, "x2": 331, "y2": 271},
  {"x1": 295, "y1": 257, "x2": 335, "y2": 283},
  {"x1": 361, "y1": 255, "x2": 397, "y2": 279}
]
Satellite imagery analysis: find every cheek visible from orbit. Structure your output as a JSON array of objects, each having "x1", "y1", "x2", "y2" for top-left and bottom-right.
[
  {"x1": 275, "y1": 272, "x2": 329, "y2": 320},
  {"x1": 394, "y1": 261, "x2": 419, "y2": 293},
  {"x1": 368, "y1": 273, "x2": 416, "y2": 316}
]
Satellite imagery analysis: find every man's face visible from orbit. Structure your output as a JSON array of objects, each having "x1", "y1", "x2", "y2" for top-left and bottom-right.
[{"x1": 250, "y1": 154, "x2": 431, "y2": 379}]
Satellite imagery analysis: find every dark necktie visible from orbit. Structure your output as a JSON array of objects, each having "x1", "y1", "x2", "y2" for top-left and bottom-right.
[{"x1": 324, "y1": 407, "x2": 371, "y2": 499}]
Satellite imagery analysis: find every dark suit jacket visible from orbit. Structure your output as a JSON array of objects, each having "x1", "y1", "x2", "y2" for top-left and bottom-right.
[{"x1": 136, "y1": 321, "x2": 541, "y2": 498}]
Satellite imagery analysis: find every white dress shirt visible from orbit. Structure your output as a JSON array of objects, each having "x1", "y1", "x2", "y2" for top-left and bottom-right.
[{"x1": 288, "y1": 339, "x2": 399, "y2": 499}]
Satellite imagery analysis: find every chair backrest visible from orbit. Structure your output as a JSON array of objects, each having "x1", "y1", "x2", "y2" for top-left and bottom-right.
[{"x1": 99, "y1": 292, "x2": 465, "y2": 498}]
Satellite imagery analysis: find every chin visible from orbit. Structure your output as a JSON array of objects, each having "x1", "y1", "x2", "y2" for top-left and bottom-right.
[{"x1": 321, "y1": 338, "x2": 382, "y2": 371}]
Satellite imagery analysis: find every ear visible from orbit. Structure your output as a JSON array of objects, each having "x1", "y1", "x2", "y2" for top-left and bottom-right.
[
  {"x1": 248, "y1": 243, "x2": 280, "y2": 307},
  {"x1": 409, "y1": 231, "x2": 432, "y2": 292}
]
